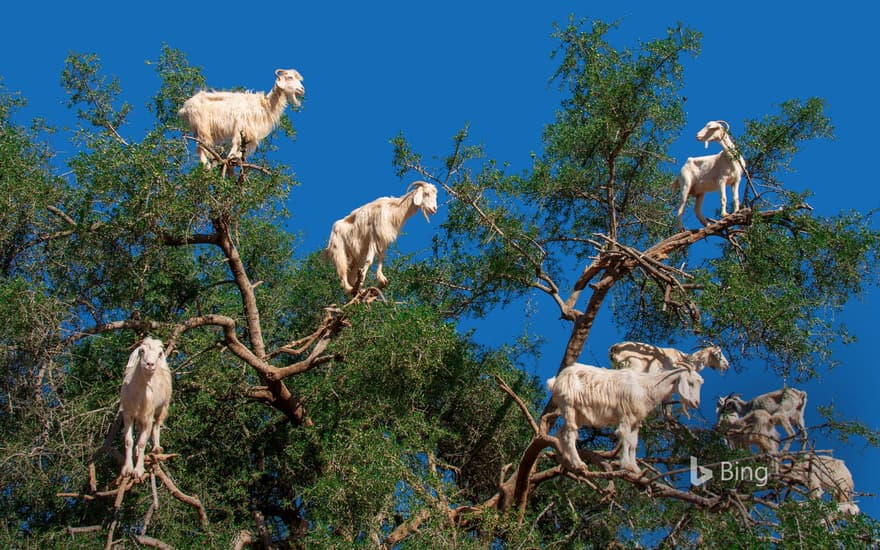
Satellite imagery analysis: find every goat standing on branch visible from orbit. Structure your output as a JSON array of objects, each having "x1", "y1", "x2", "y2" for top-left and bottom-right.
[
  {"x1": 178, "y1": 68, "x2": 305, "y2": 167},
  {"x1": 716, "y1": 388, "x2": 808, "y2": 451},
  {"x1": 547, "y1": 363, "x2": 703, "y2": 473},
  {"x1": 119, "y1": 337, "x2": 172, "y2": 480},
  {"x1": 609, "y1": 341, "x2": 729, "y2": 374},
  {"x1": 784, "y1": 454, "x2": 860, "y2": 515},
  {"x1": 673, "y1": 120, "x2": 746, "y2": 229},
  {"x1": 325, "y1": 181, "x2": 439, "y2": 295},
  {"x1": 717, "y1": 408, "x2": 780, "y2": 454}
]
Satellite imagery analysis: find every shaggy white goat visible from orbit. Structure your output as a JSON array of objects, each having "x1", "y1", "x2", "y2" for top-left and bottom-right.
[
  {"x1": 325, "y1": 181, "x2": 439, "y2": 295},
  {"x1": 716, "y1": 388, "x2": 808, "y2": 451},
  {"x1": 119, "y1": 337, "x2": 172, "y2": 479},
  {"x1": 717, "y1": 409, "x2": 780, "y2": 455},
  {"x1": 673, "y1": 120, "x2": 746, "y2": 229},
  {"x1": 547, "y1": 363, "x2": 703, "y2": 473},
  {"x1": 609, "y1": 341, "x2": 729, "y2": 374},
  {"x1": 786, "y1": 454, "x2": 859, "y2": 515},
  {"x1": 178, "y1": 68, "x2": 305, "y2": 166}
]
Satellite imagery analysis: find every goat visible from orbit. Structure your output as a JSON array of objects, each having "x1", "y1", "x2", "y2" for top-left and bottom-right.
[
  {"x1": 547, "y1": 363, "x2": 703, "y2": 473},
  {"x1": 716, "y1": 388, "x2": 808, "y2": 451},
  {"x1": 716, "y1": 409, "x2": 780, "y2": 455},
  {"x1": 785, "y1": 454, "x2": 859, "y2": 515},
  {"x1": 178, "y1": 68, "x2": 305, "y2": 166},
  {"x1": 673, "y1": 120, "x2": 746, "y2": 229},
  {"x1": 324, "y1": 181, "x2": 439, "y2": 295},
  {"x1": 119, "y1": 337, "x2": 172, "y2": 480},
  {"x1": 609, "y1": 341, "x2": 729, "y2": 374}
]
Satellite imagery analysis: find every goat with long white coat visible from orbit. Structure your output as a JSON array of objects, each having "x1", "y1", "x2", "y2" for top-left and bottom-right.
[
  {"x1": 547, "y1": 363, "x2": 703, "y2": 473},
  {"x1": 119, "y1": 337, "x2": 172, "y2": 480},
  {"x1": 179, "y1": 68, "x2": 305, "y2": 166},
  {"x1": 673, "y1": 120, "x2": 746, "y2": 229},
  {"x1": 609, "y1": 341, "x2": 729, "y2": 374},
  {"x1": 716, "y1": 388, "x2": 808, "y2": 451},
  {"x1": 325, "y1": 181, "x2": 439, "y2": 295}
]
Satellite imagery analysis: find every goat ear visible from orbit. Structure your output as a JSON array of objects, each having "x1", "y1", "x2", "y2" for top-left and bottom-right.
[
  {"x1": 678, "y1": 373, "x2": 701, "y2": 417},
  {"x1": 125, "y1": 345, "x2": 143, "y2": 371},
  {"x1": 412, "y1": 187, "x2": 424, "y2": 207},
  {"x1": 676, "y1": 377, "x2": 689, "y2": 412}
]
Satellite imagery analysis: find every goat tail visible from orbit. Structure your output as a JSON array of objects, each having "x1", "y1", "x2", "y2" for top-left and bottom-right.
[
  {"x1": 546, "y1": 365, "x2": 585, "y2": 400},
  {"x1": 324, "y1": 232, "x2": 345, "y2": 266}
]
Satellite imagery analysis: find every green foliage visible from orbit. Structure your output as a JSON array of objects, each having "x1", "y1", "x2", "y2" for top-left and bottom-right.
[
  {"x1": 696, "y1": 207, "x2": 879, "y2": 380},
  {"x1": 741, "y1": 97, "x2": 835, "y2": 197},
  {"x1": 147, "y1": 43, "x2": 206, "y2": 127},
  {"x1": 818, "y1": 403, "x2": 880, "y2": 446},
  {"x1": 538, "y1": 18, "x2": 701, "y2": 245},
  {"x1": 0, "y1": 85, "x2": 64, "y2": 276},
  {"x1": 1, "y1": 18, "x2": 878, "y2": 549},
  {"x1": 61, "y1": 51, "x2": 132, "y2": 140}
]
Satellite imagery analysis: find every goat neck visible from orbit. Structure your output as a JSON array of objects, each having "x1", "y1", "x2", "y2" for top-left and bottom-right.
[
  {"x1": 719, "y1": 133, "x2": 746, "y2": 171},
  {"x1": 391, "y1": 192, "x2": 425, "y2": 230},
  {"x1": 263, "y1": 85, "x2": 293, "y2": 124}
]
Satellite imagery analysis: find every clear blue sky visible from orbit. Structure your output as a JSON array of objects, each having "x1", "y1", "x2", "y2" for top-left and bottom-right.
[{"x1": 3, "y1": 1, "x2": 877, "y2": 518}]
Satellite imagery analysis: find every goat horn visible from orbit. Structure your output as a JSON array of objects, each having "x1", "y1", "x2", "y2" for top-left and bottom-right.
[
  {"x1": 407, "y1": 180, "x2": 428, "y2": 192},
  {"x1": 718, "y1": 120, "x2": 730, "y2": 131}
]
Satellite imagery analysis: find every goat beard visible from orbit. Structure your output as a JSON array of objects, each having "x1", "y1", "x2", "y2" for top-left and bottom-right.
[{"x1": 421, "y1": 208, "x2": 432, "y2": 223}]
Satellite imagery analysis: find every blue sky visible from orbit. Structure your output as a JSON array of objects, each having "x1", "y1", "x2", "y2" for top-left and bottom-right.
[{"x1": 3, "y1": 1, "x2": 878, "y2": 518}]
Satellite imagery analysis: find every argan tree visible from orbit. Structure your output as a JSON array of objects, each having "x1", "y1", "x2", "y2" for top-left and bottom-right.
[{"x1": 0, "y1": 19, "x2": 877, "y2": 549}]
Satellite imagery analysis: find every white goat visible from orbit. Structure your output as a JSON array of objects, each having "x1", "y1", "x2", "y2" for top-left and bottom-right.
[
  {"x1": 547, "y1": 363, "x2": 703, "y2": 473},
  {"x1": 119, "y1": 337, "x2": 172, "y2": 480},
  {"x1": 785, "y1": 454, "x2": 859, "y2": 515},
  {"x1": 717, "y1": 409, "x2": 780, "y2": 455},
  {"x1": 609, "y1": 341, "x2": 729, "y2": 374},
  {"x1": 178, "y1": 68, "x2": 305, "y2": 166},
  {"x1": 673, "y1": 120, "x2": 746, "y2": 229},
  {"x1": 716, "y1": 388, "x2": 808, "y2": 451},
  {"x1": 324, "y1": 181, "x2": 439, "y2": 295}
]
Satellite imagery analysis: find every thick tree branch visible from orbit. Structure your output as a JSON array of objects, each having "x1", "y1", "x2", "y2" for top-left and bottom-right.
[{"x1": 212, "y1": 216, "x2": 266, "y2": 358}]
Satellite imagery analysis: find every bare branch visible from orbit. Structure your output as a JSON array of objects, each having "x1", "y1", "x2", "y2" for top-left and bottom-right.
[{"x1": 494, "y1": 375, "x2": 539, "y2": 435}]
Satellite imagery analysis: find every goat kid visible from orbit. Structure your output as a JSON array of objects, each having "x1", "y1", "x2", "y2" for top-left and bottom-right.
[
  {"x1": 120, "y1": 337, "x2": 172, "y2": 480},
  {"x1": 717, "y1": 409, "x2": 780, "y2": 455},
  {"x1": 716, "y1": 387, "x2": 808, "y2": 451}
]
